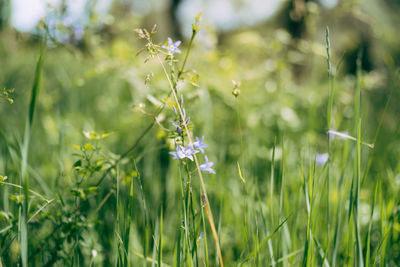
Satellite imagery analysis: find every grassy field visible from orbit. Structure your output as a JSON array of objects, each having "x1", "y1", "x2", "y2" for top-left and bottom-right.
[{"x1": 1, "y1": 1, "x2": 400, "y2": 266}]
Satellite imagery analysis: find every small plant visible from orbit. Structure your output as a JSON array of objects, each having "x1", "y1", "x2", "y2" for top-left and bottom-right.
[
  {"x1": 0, "y1": 88, "x2": 14, "y2": 104},
  {"x1": 134, "y1": 13, "x2": 224, "y2": 266}
]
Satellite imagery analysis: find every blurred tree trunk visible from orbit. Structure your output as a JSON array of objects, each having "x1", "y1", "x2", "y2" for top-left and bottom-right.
[
  {"x1": 168, "y1": 0, "x2": 182, "y2": 39},
  {"x1": 273, "y1": 0, "x2": 312, "y2": 81},
  {"x1": 0, "y1": 0, "x2": 10, "y2": 30},
  {"x1": 278, "y1": 0, "x2": 310, "y2": 39}
]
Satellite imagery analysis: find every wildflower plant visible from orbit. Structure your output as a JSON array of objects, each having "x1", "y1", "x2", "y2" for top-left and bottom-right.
[
  {"x1": 1, "y1": 6, "x2": 399, "y2": 266},
  {"x1": 135, "y1": 13, "x2": 224, "y2": 266},
  {"x1": 72, "y1": 131, "x2": 111, "y2": 184}
]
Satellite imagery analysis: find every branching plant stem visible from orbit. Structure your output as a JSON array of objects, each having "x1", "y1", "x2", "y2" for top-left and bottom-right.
[{"x1": 157, "y1": 55, "x2": 224, "y2": 267}]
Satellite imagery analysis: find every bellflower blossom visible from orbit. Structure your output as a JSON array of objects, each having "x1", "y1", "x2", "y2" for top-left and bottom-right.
[
  {"x1": 162, "y1": 37, "x2": 182, "y2": 55},
  {"x1": 198, "y1": 232, "x2": 204, "y2": 240},
  {"x1": 199, "y1": 155, "x2": 216, "y2": 174},
  {"x1": 169, "y1": 145, "x2": 198, "y2": 161},
  {"x1": 169, "y1": 145, "x2": 185, "y2": 160},
  {"x1": 191, "y1": 136, "x2": 208, "y2": 154}
]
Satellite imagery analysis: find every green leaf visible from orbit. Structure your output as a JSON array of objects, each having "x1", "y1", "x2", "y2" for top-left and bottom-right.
[{"x1": 0, "y1": 175, "x2": 7, "y2": 183}]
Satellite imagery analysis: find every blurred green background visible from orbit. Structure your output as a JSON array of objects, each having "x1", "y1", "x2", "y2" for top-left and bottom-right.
[{"x1": 1, "y1": 0, "x2": 400, "y2": 266}]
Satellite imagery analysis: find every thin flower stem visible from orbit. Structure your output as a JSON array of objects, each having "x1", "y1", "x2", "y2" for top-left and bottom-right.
[
  {"x1": 178, "y1": 32, "x2": 196, "y2": 78},
  {"x1": 0, "y1": 181, "x2": 51, "y2": 202},
  {"x1": 96, "y1": 28, "x2": 196, "y2": 187},
  {"x1": 235, "y1": 97, "x2": 246, "y2": 181},
  {"x1": 157, "y1": 55, "x2": 224, "y2": 267},
  {"x1": 27, "y1": 199, "x2": 54, "y2": 223}
]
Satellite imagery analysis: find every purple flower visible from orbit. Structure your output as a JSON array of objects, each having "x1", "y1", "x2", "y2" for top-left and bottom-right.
[
  {"x1": 162, "y1": 37, "x2": 182, "y2": 55},
  {"x1": 181, "y1": 145, "x2": 199, "y2": 161},
  {"x1": 169, "y1": 145, "x2": 186, "y2": 160},
  {"x1": 316, "y1": 153, "x2": 328, "y2": 166},
  {"x1": 199, "y1": 155, "x2": 216, "y2": 174},
  {"x1": 198, "y1": 232, "x2": 204, "y2": 240},
  {"x1": 191, "y1": 136, "x2": 208, "y2": 154},
  {"x1": 169, "y1": 145, "x2": 199, "y2": 161}
]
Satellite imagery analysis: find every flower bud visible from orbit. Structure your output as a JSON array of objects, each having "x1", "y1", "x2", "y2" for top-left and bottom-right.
[{"x1": 232, "y1": 88, "x2": 240, "y2": 97}]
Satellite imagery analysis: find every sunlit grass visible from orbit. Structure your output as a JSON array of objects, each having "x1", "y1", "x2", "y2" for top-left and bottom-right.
[{"x1": 0, "y1": 9, "x2": 399, "y2": 266}]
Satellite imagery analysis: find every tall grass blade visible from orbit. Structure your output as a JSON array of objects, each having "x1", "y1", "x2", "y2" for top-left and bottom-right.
[
  {"x1": 365, "y1": 181, "x2": 378, "y2": 267},
  {"x1": 201, "y1": 205, "x2": 209, "y2": 266},
  {"x1": 240, "y1": 216, "x2": 289, "y2": 266},
  {"x1": 176, "y1": 223, "x2": 181, "y2": 267},
  {"x1": 354, "y1": 51, "x2": 364, "y2": 267},
  {"x1": 158, "y1": 208, "x2": 163, "y2": 267},
  {"x1": 313, "y1": 237, "x2": 330, "y2": 267},
  {"x1": 20, "y1": 33, "x2": 46, "y2": 267},
  {"x1": 325, "y1": 26, "x2": 334, "y2": 243}
]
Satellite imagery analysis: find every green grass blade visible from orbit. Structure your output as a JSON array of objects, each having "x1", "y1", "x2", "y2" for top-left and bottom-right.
[
  {"x1": 365, "y1": 181, "x2": 378, "y2": 267},
  {"x1": 240, "y1": 216, "x2": 289, "y2": 266},
  {"x1": 313, "y1": 236, "x2": 330, "y2": 267},
  {"x1": 27, "y1": 39, "x2": 46, "y2": 127},
  {"x1": 353, "y1": 50, "x2": 364, "y2": 267},
  {"x1": 325, "y1": 26, "x2": 334, "y2": 243},
  {"x1": 201, "y1": 204, "x2": 209, "y2": 267},
  {"x1": 158, "y1": 208, "x2": 163, "y2": 267},
  {"x1": 354, "y1": 119, "x2": 364, "y2": 267},
  {"x1": 176, "y1": 223, "x2": 181, "y2": 267},
  {"x1": 20, "y1": 33, "x2": 46, "y2": 267}
]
